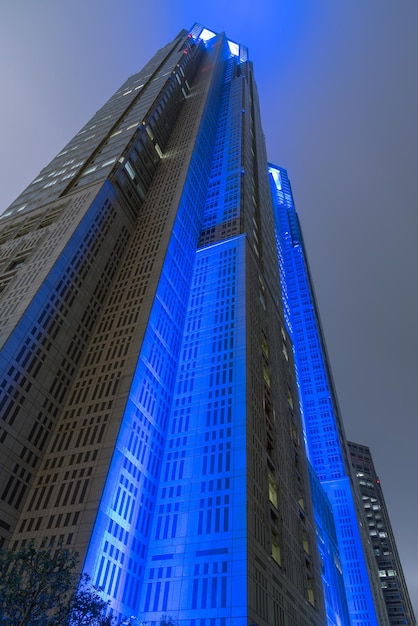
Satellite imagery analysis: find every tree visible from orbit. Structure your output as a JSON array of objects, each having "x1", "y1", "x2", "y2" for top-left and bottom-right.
[{"x1": 0, "y1": 542, "x2": 114, "y2": 626}]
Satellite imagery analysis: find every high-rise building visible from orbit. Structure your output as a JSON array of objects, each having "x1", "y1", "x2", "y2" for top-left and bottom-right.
[
  {"x1": 0, "y1": 24, "x2": 406, "y2": 626},
  {"x1": 269, "y1": 165, "x2": 390, "y2": 626},
  {"x1": 348, "y1": 441, "x2": 416, "y2": 625}
]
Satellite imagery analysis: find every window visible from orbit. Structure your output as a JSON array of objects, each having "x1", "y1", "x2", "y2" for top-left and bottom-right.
[
  {"x1": 271, "y1": 530, "x2": 281, "y2": 565},
  {"x1": 268, "y1": 474, "x2": 278, "y2": 508}
]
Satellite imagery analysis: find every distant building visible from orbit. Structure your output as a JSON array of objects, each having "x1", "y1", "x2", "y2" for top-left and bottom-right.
[
  {"x1": 0, "y1": 23, "x2": 408, "y2": 625},
  {"x1": 348, "y1": 441, "x2": 416, "y2": 625}
]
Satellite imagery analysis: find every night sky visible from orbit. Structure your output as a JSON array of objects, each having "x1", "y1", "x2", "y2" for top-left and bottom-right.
[{"x1": 1, "y1": 0, "x2": 417, "y2": 616}]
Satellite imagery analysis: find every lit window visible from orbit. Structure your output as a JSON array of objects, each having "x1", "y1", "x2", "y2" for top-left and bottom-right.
[
  {"x1": 268, "y1": 475, "x2": 278, "y2": 508},
  {"x1": 307, "y1": 586, "x2": 315, "y2": 606},
  {"x1": 263, "y1": 365, "x2": 271, "y2": 388},
  {"x1": 81, "y1": 166, "x2": 97, "y2": 176},
  {"x1": 302, "y1": 530, "x2": 310, "y2": 555},
  {"x1": 125, "y1": 161, "x2": 135, "y2": 180},
  {"x1": 269, "y1": 166, "x2": 282, "y2": 190},
  {"x1": 227, "y1": 40, "x2": 239, "y2": 57},
  {"x1": 199, "y1": 28, "x2": 216, "y2": 42},
  {"x1": 101, "y1": 158, "x2": 116, "y2": 168}
]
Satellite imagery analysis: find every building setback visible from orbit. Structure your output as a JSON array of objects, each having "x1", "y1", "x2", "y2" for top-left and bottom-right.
[
  {"x1": 0, "y1": 24, "x2": 409, "y2": 626},
  {"x1": 348, "y1": 441, "x2": 416, "y2": 625}
]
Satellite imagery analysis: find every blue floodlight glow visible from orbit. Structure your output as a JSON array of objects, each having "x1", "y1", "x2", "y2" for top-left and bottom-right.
[
  {"x1": 199, "y1": 27, "x2": 217, "y2": 42},
  {"x1": 191, "y1": 23, "x2": 241, "y2": 59},
  {"x1": 140, "y1": 234, "x2": 248, "y2": 623},
  {"x1": 270, "y1": 164, "x2": 380, "y2": 626},
  {"x1": 0, "y1": 22, "x2": 394, "y2": 626},
  {"x1": 227, "y1": 40, "x2": 239, "y2": 57},
  {"x1": 269, "y1": 166, "x2": 282, "y2": 190},
  {"x1": 82, "y1": 36, "x2": 250, "y2": 624}
]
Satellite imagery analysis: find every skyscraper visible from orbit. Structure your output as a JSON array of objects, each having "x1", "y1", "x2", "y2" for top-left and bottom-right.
[
  {"x1": 348, "y1": 441, "x2": 416, "y2": 625},
  {"x1": 269, "y1": 165, "x2": 390, "y2": 626},
  {"x1": 0, "y1": 24, "x2": 405, "y2": 626}
]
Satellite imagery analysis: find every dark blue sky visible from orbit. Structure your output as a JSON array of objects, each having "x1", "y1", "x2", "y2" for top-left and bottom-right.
[{"x1": 1, "y1": 0, "x2": 417, "y2": 615}]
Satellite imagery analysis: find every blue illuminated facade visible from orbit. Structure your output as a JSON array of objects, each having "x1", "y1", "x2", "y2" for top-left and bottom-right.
[
  {"x1": 0, "y1": 23, "x2": 400, "y2": 626},
  {"x1": 79, "y1": 31, "x2": 326, "y2": 625},
  {"x1": 270, "y1": 165, "x2": 389, "y2": 626},
  {"x1": 80, "y1": 30, "x2": 326, "y2": 624}
]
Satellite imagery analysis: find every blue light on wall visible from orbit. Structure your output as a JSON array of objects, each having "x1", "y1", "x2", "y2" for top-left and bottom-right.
[
  {"x1": 82, "y1": 35, "x2": 250, "y2": 624},
  {"x1": 82, "y1": 182, "x2": 204, "y2": 616},
  {"x1": 140, "y1": 235, "x2": 248, "y2": 625},
  {"x1": 270, "y1": 164, "x2": 379, "y2": 626}
]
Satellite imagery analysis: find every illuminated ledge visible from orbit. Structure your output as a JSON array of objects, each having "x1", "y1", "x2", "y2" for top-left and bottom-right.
[{"x1": 190, "y1": 22, "x2": 248, "y2": 61}]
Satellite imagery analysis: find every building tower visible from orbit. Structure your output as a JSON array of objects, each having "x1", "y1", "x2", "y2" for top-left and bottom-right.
[
  {"x1": 269, "y1": 165, "x2": 390, "y2": 626},
  {"x1": 0, "y1": 26, "x2": 326, "y2": 625},
  {"x1": 348, "y1": 441, "x2": 416, "y2": 625},
  {"x1": 1, "y1": 24, "x2": 409, "y2": 626}
]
